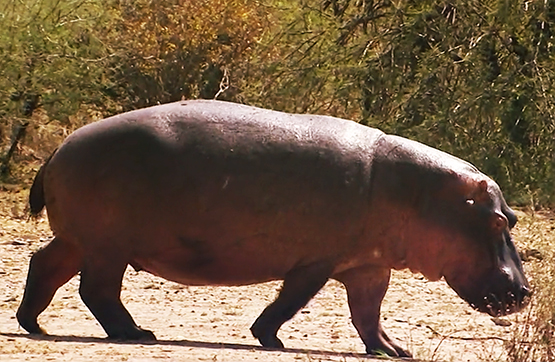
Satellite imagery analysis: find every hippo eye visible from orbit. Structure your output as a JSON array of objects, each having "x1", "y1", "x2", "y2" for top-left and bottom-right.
[{"x1": 466, "y1": 199, "x2": 475, "y2": 205}]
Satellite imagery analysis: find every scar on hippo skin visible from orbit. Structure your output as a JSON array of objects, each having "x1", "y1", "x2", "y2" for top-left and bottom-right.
[{"x1": 16, "y1": 100, "x2": 530, "y2": 357}]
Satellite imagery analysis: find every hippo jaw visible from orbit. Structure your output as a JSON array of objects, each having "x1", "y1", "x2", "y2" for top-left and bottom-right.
[
  {"x1": 445, "y1": 231, "x2": 531, "y2": 317},
  {"x1": 456, "y1": 268, "x2": 530, "y2": 317}
]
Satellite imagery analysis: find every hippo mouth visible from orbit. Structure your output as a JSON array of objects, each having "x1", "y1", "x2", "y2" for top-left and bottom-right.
[
  {"x1": 445, "y1": 227, "x2": 531, "y2": 317},
  {"x1": 446, "y1": 270, "x2": 531, "y2": 317},
  {"x1": 467, "y1": 287, "x2": 531, "y2": 317}
]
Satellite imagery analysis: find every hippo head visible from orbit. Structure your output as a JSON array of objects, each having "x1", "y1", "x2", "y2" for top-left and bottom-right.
[
  {"x1": 438, "y1": 178, "x2": 530, "y2": 316},
  {"x1": 372, "y1": 135, "x2": 530, "y2": 317}
]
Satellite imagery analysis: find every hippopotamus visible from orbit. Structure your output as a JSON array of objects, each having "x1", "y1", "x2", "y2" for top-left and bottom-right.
[{"x1": 17, "y1": 99, "x2": 529, "y2": 357}]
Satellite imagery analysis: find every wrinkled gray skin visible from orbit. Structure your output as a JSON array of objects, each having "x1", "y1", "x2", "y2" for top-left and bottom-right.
[{"x1": 17, "y1": 100, "x2": 530, "y2": 357}]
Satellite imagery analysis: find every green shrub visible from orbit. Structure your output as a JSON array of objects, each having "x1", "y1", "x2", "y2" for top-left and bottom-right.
[
  {"x1": 2, "y1": 0, "x2": 555, "y2": 206},
  {"x1": 100, "y1": 0, "x2": 269, "y2": 109}
]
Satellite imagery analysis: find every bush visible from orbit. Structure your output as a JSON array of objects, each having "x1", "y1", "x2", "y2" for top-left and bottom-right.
[
  {"x1": 2, "y1": 0, "x2": 555, "y2": 206},
  {"x1": 100, "y1": 0, "x2": 269, "y2": 110}
]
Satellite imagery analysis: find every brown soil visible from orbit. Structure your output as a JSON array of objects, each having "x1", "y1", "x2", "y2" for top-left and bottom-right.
[{"x1": 0, "y1": 189, "x2": 536, "y2": 362}]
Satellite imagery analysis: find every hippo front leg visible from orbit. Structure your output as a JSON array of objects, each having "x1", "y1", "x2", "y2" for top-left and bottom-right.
[{"x1": 335, "y1": 267, "x2": 411, "y2": 357}]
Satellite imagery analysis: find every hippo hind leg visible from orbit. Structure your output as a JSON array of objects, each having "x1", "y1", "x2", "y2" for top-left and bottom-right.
[
  {"x1": 17, "y1": 237, "x2": 81, "y2": 335},
  {"x1": 250, "y1": 262, "x2": 333, "y2": 349},
  {"x1": 78, "y1": 252, "x2": 155, "y2": 341}
]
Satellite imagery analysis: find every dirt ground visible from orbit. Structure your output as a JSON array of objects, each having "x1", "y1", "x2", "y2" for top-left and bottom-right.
[{"x1": 0, "y1": 189, "x2": 541, "y2": 362}]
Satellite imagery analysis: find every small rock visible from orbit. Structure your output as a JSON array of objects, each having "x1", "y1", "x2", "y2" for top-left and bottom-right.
[
  {"x1": 520, "y1": 248, "x2": 543, "y2": 262},
  {"x1": 492, "y1": 317, "x2": 512, "y2": 327}
]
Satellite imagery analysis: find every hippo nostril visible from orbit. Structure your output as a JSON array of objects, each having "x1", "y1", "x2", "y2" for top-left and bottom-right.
[
  {"x1": 520, "y1": 285, "x2": 532, "y2": 298},
  {"x1": 517, "y1": 285, "x2": 532, "y2": 308}
]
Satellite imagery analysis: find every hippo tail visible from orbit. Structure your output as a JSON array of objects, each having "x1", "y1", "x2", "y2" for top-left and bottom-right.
[{"x1": 29, "y1": 149, "x2": 57, "y2": 218}]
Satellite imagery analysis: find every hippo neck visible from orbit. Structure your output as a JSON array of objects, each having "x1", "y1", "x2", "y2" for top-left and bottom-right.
[{"x1": 365, "y1": 135, "x2": 481, "y2": 280}]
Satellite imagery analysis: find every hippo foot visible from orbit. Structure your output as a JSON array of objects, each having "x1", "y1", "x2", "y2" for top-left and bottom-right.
[
  {"x1": 106, "y1": 326, "x2": 156, "y2": 341},
  {"x1": 367, "y1": 344, "x2": 411, "y2": 358},
  {"x1": 250, "y1": 325, "x2": 284, "y2": 349},
  {"x1": 255, "y1": 334, "x2": 285, "y2": 349},
  {"x1": 365, "y1": 332, "x2": 411, "y2": 358},
  {"x1": 16, "y1": 310, "x2": 46, "y2": 335}
]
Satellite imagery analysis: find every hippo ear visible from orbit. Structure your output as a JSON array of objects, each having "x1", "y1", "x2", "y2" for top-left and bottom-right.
[
  {"x1": 475, "y1": 180, "x2": 489, "y2": 202},
  {"x1": 463, "y1": 179, "x2": 490, "y2": 205}
]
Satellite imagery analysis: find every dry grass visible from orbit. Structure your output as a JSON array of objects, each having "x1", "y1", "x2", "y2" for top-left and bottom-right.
[{"x1": 506, "y1": 209, "x2": 555, "y2": 362}]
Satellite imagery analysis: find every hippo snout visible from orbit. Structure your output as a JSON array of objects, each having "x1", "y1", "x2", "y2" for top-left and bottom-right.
[
  {"x1": 472, "y1": 282, "x2": 531, "y2": 317},
  {"x1": 446, "y1": 246, "x2": 531, "y2": 317},
  {"x1": 450, "y1": 261, "x2": 531, "y2": 317}
]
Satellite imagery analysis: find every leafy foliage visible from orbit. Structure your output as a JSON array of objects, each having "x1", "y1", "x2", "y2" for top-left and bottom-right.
[
  {"x1": 238, "y1": 1, "x2": 363, "y2": 117},
  {"x1": 100, "y1": 0, "x2": 268, "y2": 110},
  {"x1": 0, "y1": 0, "x2": 114, "y2": 125},
  {"x1": 1, "y1": 0, "x2": 555, "y2": 206}
]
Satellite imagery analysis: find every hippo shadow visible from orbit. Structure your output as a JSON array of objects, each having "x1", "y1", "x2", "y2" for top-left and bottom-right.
[{"x1": 1, "y1": 332, "x2": 409, "y2": 361}]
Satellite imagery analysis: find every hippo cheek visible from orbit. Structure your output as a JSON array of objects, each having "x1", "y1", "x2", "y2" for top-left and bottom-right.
[{"x1": 444, "y1": 240, "x2": 530, "y2": 317}]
